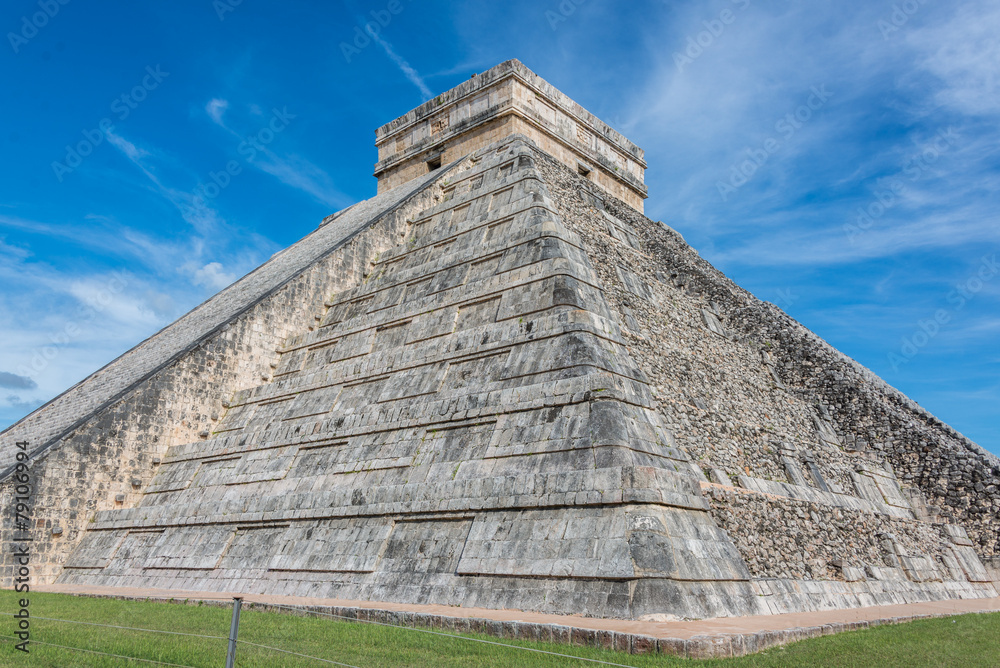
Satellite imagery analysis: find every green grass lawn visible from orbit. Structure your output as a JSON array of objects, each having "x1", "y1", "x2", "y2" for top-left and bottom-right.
[{"x1": 1, "y1": 590, "x2": 998, "y2": 667}]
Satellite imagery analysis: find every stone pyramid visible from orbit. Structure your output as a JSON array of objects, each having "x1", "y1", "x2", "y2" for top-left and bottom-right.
[{"x1": 3, "y1": 60, "x2": 998, "y2": 620}]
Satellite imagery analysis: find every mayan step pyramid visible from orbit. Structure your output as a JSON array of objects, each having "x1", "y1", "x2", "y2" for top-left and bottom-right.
[{"x1": 2, "y1": 60, "x2": 998, "y2": 620}]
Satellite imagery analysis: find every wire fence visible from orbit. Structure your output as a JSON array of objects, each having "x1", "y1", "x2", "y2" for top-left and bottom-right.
[
  {"x1": 261, "y1": 602, "x2": 642, "y2": 667},
  {"x1": 1, "y1": 634, "x2": 197, "y2": 666},
  {"x1": 235, "y1": 638, "x2": 361, "y2": 667},
  {"x1": 4, "y1": 599, "x2": 646, "y2": 667},
  {"x1": 30, "y1": 614, "x2": 228, "y2": 641}
]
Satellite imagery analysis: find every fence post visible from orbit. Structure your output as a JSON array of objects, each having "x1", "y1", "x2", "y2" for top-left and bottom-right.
[{"x1": 225, "y1": 597, "x2": 243, "y2": 668}]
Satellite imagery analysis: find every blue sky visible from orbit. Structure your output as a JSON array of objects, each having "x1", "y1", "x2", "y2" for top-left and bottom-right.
[{"x1": 1, "y1": 0, "x2": 997, "y2": 455}]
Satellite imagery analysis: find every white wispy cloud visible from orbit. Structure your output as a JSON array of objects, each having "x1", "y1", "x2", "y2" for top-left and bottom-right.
[
  {"x1": 252, "y1": 150, "x2": 352, "y2": 209},
  {"x1": 370, "y1": 32, "x2": 433, "y2": 100},
  {"x1": 0, "y1": 235, "x2": 31, "y2": 261},
  {"x1": 612, "y1": 1, "x2": 999, "y2": 271},
  {"x1": 190, "y1": 261, "x2": 237, "y2": 291},
  {"x1": 106, "y1": 129, "x2": 228, "y2": 239},
  {"x1": 906, "y1": 3, "x2": 1000, "y2": 117},
  {"x1": 0, "y1": 252, "x2": 182, "y2": 425},
  {"x1": 201, "y1": 98, "x2": 352, "y2": 208},
  {"x1": 206, "y1": 98, "x2": 230, "y2": 126},
  {"x1": 67, "y1": 276, "x2": 164, "y2": 328},
  {"x1": 105, "y1": 131, "x2": 150, "y2": 163}
]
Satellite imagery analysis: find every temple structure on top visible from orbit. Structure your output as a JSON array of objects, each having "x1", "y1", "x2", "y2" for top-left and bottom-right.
[{"x1": 374, "y1": 60, "x2": 648, "y2": 211}]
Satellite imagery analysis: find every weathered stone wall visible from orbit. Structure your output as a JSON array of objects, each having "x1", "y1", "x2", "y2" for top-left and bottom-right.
[
  {"x1": 531, "y1": 147, "x2": 999, "y2": 566},
  {"x1": 706, "y1": 485, "x2": 951, "y2": 581},
  {"x1": 0, "y1": 166, "x2": 457, "y2": 586},
  {"x1": 778, "y1": 352, "x2": 1000, "y2": 555}
]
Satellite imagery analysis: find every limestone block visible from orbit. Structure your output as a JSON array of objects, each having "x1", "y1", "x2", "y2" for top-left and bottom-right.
[
  {"x1": 865, "y1": 565, "x2": 908, "y2": 581},
  {"x1": 804, "y1": 461, "x2": 831, "y2": 493},
  {"x1": 144, "y1": 526, "x2": 235, "y2": 570},
  {"x1": 63, "y1": 530, "x2": 128, "y2": 569},
  {"x1": 781, "y1": 457, "x2": 810, "y2": 487},
  {"x1": 455, "y1": 298, "x2": 500, "y2": 331},
  {"x1": 710, "y1": 469, "x2": 733, "y2": 486},
  {"x1": 812, "y1": 416, "x2": 841, "y2": 447},
  {"x1": 950, "y1": 545, "x2": 992, "y2": 582},
  {"x1": 940, "y1": 551, "x2": 966, "y2": 581},
  {"x1": 215, "y1": 402, "x2": 259, "y2": 432},
  {"x1": 943, "y1": 524, "x2": 974, "y2": 546},
  {"x1": 615, "y1": 266, "x2": 654, "y2": 302},
  {"x1": 457, "y1": 507, "x2": 632, "y2": 579},
  {"x1": 332, "y1": 378, "x2": 387, "y2": 413},
  {"x1": 189, "y1": 457, "x2": 241, "y2": 489},
  {"x1": 404, "y1": 308, "x2": 459, "y2": 345},
  {"x1": 870, "y1": 473, "x2": 911, "y2": 510},
  {"x1": 283, "y1": 388, "x2": 340, "y2": 422},
  {"x1": 601, "y1": 211, "x2": 641, "y2": 250},
  {"x1": 626, "y1": 506, "x2": 751, "y2": 581},
  {"x1": 270, "y1": 520, "x2": 393, "y2": 572},
  {"x1": 218, "y1": 527, "x2": 288, "y2": 570},
  {"x1": 323, "y1": 295, "x2": 374, "y2": 327},
  {"x1": 379, "y1": 518, "x2": 472, "y2": 574},
  {"x1": 850, "y1": 472, "x2": 885, "y2": 506},
  {"x1": 483, "y1": 403, "x2": 589, "y2": 459},
  {"x1": 852, "y1": 464, "x2": 911, "y2": 510},
  {"x1": 227, "y1": 447, "x2": 298, "y2": 485},
  {"x1": 145, "y1": 460, "x2": 201, "y2": 494},
  {"x1": 700, "y1": 309, "x2": 728, "y2": 338}
]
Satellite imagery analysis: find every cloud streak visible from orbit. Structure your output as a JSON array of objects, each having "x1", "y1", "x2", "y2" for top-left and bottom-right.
[
  {"x1": 371, "y1": 32, "x2": 433, "y2": 100},
  {"x1": 200, "y1": 99, "x2": 352, "y2": 209},
  {"x1": 206, "y1": 98, "x2": 229, "y2": 126}
]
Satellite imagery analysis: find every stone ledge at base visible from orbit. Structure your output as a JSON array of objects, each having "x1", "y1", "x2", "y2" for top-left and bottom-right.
[{"x1": 34, "y1": 585, "x2": 1000, "y2": 659}]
